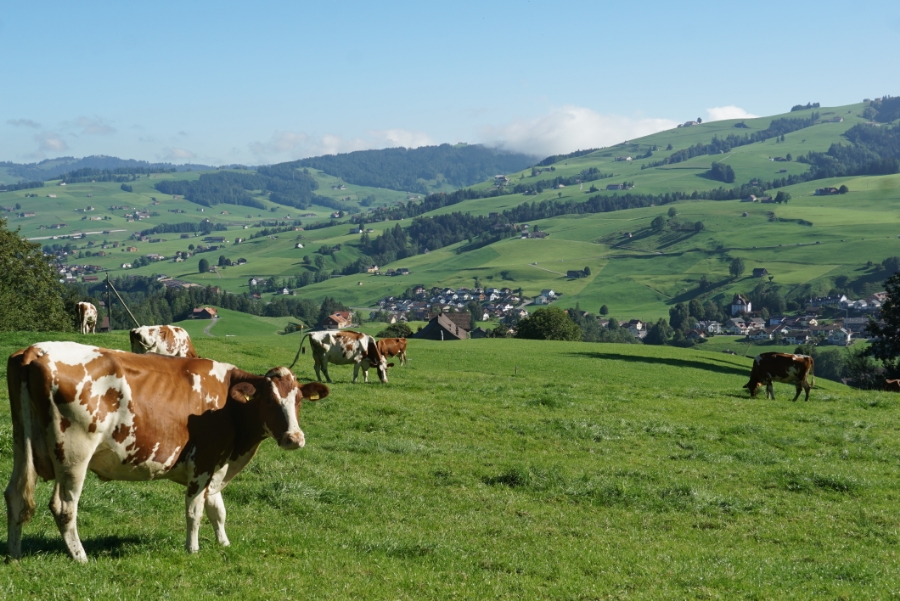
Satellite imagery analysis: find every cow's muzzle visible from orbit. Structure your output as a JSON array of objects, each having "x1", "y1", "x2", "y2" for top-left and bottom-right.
[{"x1": 279, "y1": 431, "x2": 305, "y2": 450}]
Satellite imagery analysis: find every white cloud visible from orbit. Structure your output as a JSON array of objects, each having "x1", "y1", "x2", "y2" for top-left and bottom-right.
[
  {"x1": 160, "y1": 147, "x2": 196, "y2": 162},
  {"x1": 705, "y1": 105, "x2": 758, "y2": 122},
  {"x1": 368, "y1": 129, "x2": 435, "y2": 149},
  {"x1": 7, "y1": 118, "x2": 41, "y2": 129},
  {"x1": 249, "y1": 128, "x2": 434, "y2": 161},
  {"x1": 480, "y1": 106, "x2": 677, "y2": 157},
  {"x1": 34, "y1": 131, "x2": 69, "y2": 153},
  {"x1": 75, "y1": 116, "x2": 116, "y2": 135}
]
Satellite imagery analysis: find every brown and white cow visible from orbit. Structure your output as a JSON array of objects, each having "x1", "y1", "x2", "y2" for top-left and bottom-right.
[
  {"x1": 130, "y1": 325, "x2": 198, "y2": 358},
  {"x1": 76, "y1": 302, "x2": 97, "y2": 334},
  {"x1": 5, "y1": 341, "x2": 328, "y2": 562},
  {"x1": 376, "y1": 337, "x2": 408, "y2": 366},
  {"x1": 291, "y1": 330, "x2": 393, "y2": 383},
  {"x1": 743, "y1": 352, "x2": 815, "y2": 401}
]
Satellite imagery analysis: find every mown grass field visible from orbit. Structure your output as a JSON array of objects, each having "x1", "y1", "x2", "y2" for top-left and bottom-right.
[{"x1": 1, "y1": 331, "x2": 899, "y2": 598}]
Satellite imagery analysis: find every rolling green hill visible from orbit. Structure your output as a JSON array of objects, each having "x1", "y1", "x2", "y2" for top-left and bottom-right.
[{"x1": 4, "y1": 99, "x2": 899, "y2": 323}]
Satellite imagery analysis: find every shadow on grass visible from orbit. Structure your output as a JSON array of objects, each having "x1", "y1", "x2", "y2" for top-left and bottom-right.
[
  {"x1": 569, "y1": 351, "x2": 749, "y2": 377},
  {"x1": 4, "y1": 533, "x2": 146, "y2": 559}
]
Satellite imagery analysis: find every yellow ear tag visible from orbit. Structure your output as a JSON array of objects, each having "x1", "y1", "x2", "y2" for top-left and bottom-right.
[{"x1": 307, "y1": 393, "x2": 320, "y2": 400}]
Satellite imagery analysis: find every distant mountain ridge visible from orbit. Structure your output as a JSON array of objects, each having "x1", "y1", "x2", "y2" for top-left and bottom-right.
[
  {"x1": 0, "y1": 155, "x2": 217, "y2": 183},
  {"x1": 295, "y1": 143, "x2": 538, "y2": 194}
]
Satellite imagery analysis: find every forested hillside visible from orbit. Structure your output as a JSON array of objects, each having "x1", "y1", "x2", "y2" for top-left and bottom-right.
[
  {"x1": 154, "y1": 167, "x2": 351, "y2": 212},
  {"x1": 296, "y1": 144, "x2": 536, "y2": 194}
]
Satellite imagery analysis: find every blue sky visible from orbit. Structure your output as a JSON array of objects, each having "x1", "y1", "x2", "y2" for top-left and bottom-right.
[{"x1": 2, "y1": 0, "x2": 897, "y2": 166}]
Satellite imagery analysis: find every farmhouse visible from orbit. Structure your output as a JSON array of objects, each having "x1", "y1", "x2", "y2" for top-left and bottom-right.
[
  {"x1": 323, "y1": 311, "x2": 353, "y2": 329},
  {"x1": 815, "y1": 187, "x2": 840, "y2": 196},
  {"x1": 192, "y1": 307, "x2": 217, "y2": 319},
  {"x1": 752, "y1": 268, "x2": 769, "y2": 277},
  {"x1": 414, "y1": 313, "x2": 468, "y2": 341}
]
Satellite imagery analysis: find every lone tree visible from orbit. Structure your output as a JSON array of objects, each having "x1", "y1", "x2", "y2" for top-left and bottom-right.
[
  {"x1": 198, "y1": 258, "x2": 210, "y2": 274},
  {"x1": 668, "y1": 206, "x2": 678, "y2": 218},
  {"x1": 0, "y1": 217, "x2": 72, "y2": 332},
  {"x1": 583, "y1": 266, "x2": 591, "y2": 276},
  {"x1": 651, "y1": 215, "x2": 666, "y2": 232},
  {"x1": 599, "y1": 304, "x2": 609, "y2": 315},
  {"x1": 730, "y1": 257, "x2": 746, "y2": 279},
  {"x1": 867, "y1": 272, "x2": 900, "y2": 377},
  {"x1": 516, "y1": 307, "x2": 581, "y2": 341}
]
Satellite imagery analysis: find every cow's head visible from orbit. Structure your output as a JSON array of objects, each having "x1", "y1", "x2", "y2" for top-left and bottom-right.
[
  {"x1": 366, "y1": 338, "x2": 393, "y2": 383},
  {"x1": 743, "y1": 379, "x2": 763, "y2": 397},
  {"x1": 230, "y1": 367, "x2": 329, "y2": 449}
]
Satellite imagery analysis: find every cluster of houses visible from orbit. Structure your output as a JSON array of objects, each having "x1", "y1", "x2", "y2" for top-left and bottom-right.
[
  {"x1": 710, "y1": 293, "x2": 887, "y2": 347},
  {"x1": 371, "y1": 286, "x2": 530, "y2": 324},
  {"x1": 56, "y1": 263, "x2": 106, "y2": 284}
]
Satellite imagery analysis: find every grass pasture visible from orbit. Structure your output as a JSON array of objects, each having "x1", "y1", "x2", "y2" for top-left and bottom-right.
[{"x1": 1, "y1": 332, "x2": 899, "y2": 598}]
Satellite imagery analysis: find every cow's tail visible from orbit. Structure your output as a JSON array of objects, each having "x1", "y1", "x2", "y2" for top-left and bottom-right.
[
  {"x1": 288, "y1": 332, "x2": 311, "y2": 370},
  {"x1": 5, "y1": 351, "x2": 38, "y2": 559}
]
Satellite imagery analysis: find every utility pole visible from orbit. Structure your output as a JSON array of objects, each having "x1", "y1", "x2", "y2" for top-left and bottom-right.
[{"x1": 105, "y1": 271, "x2": 112, "y2": 333}]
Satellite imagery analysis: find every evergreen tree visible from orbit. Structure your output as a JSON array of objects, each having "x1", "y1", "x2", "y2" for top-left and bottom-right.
[{"x1": 198, "y1": 258, "x2": 209, "y2": 274}]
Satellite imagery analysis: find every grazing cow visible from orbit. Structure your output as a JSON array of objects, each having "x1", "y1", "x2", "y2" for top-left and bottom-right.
[
  {"x1": 130, "y1": 325, "x2": 198, "y2": 358},
  {"x1": 743, "y1": 352, "x2": 815, "y2": 401},
  {"x1": 376, "y1": 337, "x2": 408, "y2": 366},
  {"x1": 5, "y1": 341, "x2": 329, "y2": 562},
  {"x1": 884, "y1": 379, "x2": 900, "y2": 392},
  {"x1": 291, "y1": 330, "x2": 393, "y2": 383},
  {"x1": 76, "y1": 302, "x2": 97, "y2": 334}
]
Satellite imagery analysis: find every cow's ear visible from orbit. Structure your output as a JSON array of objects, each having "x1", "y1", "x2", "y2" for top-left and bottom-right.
[
  {"x1": 230, "y1": 382, "x2": 256, "y2": 403},
  {"x1": 386, "y1": 363, "x2": 394, "y2": 369},
  {"x1": 299, "y1": 382, "x2": 329, "y2": 402}
]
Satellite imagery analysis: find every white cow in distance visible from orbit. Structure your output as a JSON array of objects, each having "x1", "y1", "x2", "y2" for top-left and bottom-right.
[
  {"x1": 130, "y1": 325, "x2": 198, "y2": 357},
  {"x1": 290, "y1": 330, "x2": 393, "y2": 383},
  {"x1": 76, "y1": 302, "x2": 97, "y2": 334}
]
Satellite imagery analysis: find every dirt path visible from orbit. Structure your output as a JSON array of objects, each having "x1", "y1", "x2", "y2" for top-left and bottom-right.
[{"x1": 203, "y1": 317, "x2": 219, "y2": 337}]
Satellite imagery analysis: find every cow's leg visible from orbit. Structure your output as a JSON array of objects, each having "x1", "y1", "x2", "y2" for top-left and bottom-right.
[
  {"x1": 320, "y1": 360, "x2": 333, "y2": 384},
  {"x1": 766, "y1": 382, "x2": 775, "y2": 400},
  {"x1": 185, "y1": 485, "x2": 209, "y2": 553},
  {"x1": 204, "y1": 491, "x2": 230, "y2": 547},
  {"x1": 803, "y1": 380, "x2": 811, "y2": 401},
  {"x1": 185, "y1": 471, "x2": 213, "y2": 553},
  {"x1": 401, "y1": 350, "x2": 408, "y2": 366},
  {"x1": 48, "y1": 464, "x2": 90, "y2": 563},
  {"x1": 5, "y1": 450, "x2": 37, "y2": 560},
  {"x1": 313, "y1": 357, "x2": 323, "y2": 382}
]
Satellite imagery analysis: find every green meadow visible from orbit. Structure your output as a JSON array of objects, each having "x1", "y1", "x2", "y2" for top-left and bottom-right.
[{"x1": 1, "y1": 331, "x2": 899, "y2": 598}]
